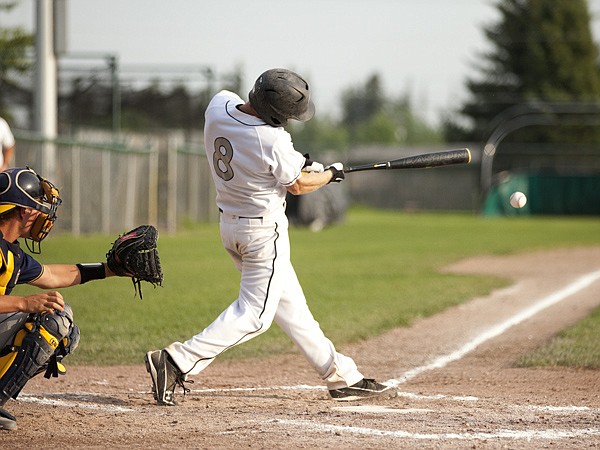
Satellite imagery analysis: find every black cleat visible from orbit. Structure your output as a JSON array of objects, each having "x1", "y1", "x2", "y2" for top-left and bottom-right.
[
  {"x1": 329, "y1": 378, "x2": 397, "y2": 402},
  {"x1": 0, "y1": 408, "x2": 17, "y2": 431},
  {"x1": 145, "y1": 350, "x2": 189, "y2": 406}
]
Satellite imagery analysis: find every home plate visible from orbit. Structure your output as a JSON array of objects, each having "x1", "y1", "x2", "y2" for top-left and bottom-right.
[{"x1": 332, "y1": 405, "x2": 433, "y2": 414}]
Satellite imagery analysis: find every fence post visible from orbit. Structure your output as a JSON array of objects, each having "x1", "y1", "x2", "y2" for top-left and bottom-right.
[
  {"x1": 71, "y1": 145, "x2": 81, "y2": 236},
  {"x1": 148, "y1": 139, "x2": 159, "y2": 226},
  {"x1": 167, "y1": 137, "x2": 177, "y2": 233},
  {"x1": 125, "y1": 152, "x2": 137, "y2": 230},
  {"x1": 188, "y1": 152, "x2": 198, "y2": 221},
  {"x1": 102, "y1": 149, "x2": 111, "y2": 233}
]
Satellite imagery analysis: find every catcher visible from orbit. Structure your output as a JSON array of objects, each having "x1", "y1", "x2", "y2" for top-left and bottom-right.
[{"x1": 0, "y1": 167, "x2": 162, "y2": 431}]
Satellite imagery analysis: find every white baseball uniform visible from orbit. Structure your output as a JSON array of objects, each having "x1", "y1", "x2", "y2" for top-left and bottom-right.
[
  {"x1": 165, "y1": 91, "x2": 364, "y2": 389},
  {"x1": 0, "y1": 118, "x2": 15, "y2": 168}
]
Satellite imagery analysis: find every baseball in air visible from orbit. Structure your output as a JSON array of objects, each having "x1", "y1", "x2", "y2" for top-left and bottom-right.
[{"x1": 510, "y1": 191, "x2": 527, "y2": 209}]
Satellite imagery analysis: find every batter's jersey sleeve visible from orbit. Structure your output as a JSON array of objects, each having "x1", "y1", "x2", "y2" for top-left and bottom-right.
[
  {"x1": 266, "y1": 130, "x2": 305, "y2": 187},
  {"x1": 0, "y1": 118, "x2": 15, "y2": 168},
  {"x1": 0, "y1": 118, "x2": 15, "y2": 149}
]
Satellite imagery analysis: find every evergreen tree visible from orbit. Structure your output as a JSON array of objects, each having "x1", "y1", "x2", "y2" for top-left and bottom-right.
[
  {"x1": 338, "y1": 73, "x2": 442, "y2": 147},
  {"x1": 0, "y1": 1, "x2": 34, "y2": 119},
  {"x1": 447, "y1": 0, "x2": 600, "y2": 144},
  {"x1": 341, "y1": 74, "x2": 385, "y2": 134}
]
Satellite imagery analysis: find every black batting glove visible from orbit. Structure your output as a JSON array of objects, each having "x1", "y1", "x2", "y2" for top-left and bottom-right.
[{"x1": 325, "y1": 162, "x2": 345, "y2": 183}]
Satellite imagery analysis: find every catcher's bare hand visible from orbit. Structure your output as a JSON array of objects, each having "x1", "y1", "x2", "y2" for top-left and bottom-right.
[{"x1": 18, "y1": 291, "x2": 64, "y2": 314}]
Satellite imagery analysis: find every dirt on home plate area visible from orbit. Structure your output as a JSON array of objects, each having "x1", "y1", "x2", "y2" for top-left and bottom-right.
[{"x1": 2, "y1": 246, "x2": 600, "y2": 449}]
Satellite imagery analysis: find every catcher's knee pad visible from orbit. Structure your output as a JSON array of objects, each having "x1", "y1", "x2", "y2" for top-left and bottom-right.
[{"x1": 0, "y1": 306, "x2": 78, "y2": 404}]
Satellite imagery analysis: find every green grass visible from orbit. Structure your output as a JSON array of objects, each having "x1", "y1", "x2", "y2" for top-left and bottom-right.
[
  {"x1": 20, "y1": 208, "x2": 600, "y2": 365},
  {"x1": 517, "y1": 304, "x2": 600, "y2": 369}
]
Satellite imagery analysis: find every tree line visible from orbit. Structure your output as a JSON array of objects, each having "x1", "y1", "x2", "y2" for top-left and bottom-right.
[{"x1": 2, "y1": 0, "x2": 600, "y2": 151}]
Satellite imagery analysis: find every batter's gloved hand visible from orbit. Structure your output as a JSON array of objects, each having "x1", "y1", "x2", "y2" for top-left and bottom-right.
[
  {"x1": 326, "y1": 162, "x2": 345, "y2": 183},
  {"x1": 106, "y1": 225, "x2": 163, "y2": 299},
  {"x1": 302, "y1": 153, "x2": 325, "y2": 173}
]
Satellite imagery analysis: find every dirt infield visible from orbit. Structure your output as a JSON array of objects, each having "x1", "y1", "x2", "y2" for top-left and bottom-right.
[{"x1": 3, "y1": 246, "x2": 600, "y2": 449}]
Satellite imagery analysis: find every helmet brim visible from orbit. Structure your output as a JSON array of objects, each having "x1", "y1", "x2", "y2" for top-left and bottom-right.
[{"x1": 295, "y1": 99, "x2": 315, "y2": 123}]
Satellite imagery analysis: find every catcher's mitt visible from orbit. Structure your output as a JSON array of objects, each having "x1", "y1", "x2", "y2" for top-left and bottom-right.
[{"x1": 106, "y1": 225, "x2": 163, "y2": 299}]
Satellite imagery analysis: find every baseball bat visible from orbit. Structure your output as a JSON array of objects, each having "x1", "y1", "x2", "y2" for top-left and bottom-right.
[{"x1": 344, "y1": 148, "x2": 471, "y2": 173}]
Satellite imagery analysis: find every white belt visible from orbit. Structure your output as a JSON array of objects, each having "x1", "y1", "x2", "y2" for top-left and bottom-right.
[
  {"x1": 219, "y1": 208, "x2": 264, "y2": 220},
  {"x1": 218, "y1": 202, "x2": 286, "y2": 223},
  {"x1": 219, "y1": 207, "x2": 285, "y2": 224}
]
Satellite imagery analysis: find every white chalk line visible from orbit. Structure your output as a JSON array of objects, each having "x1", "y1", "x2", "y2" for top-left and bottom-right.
[
  {"x1": 18, "y1": 394, "x2": 133, "y2": 412},
  {"x1": 266, "y1": 419, "x2": 600, "y2": 441},
  {"x1": 265, "y1": 269, "x2": 600, "y2": 442},
  {"x1": 521, "y1": 405, "x2": 593, "y2": 412},
  {"x1": 17, "y1": 386, "x2": 477, "y2": 414},
  {"x1": 16, "y1": 269, "x2": 600, "y2": 442},
  {"x1": 395, "y1": 391, "x2": 478, "y2": 401},
  {"x1": 387, "y1": 269, "x2": 600, "y2": 387},
  {"x1": 332, "y1": 405, "x2": 434, "y2": 414},
  {"x1": 187, "y1": 385, "x2": 478, "y2": 402}
]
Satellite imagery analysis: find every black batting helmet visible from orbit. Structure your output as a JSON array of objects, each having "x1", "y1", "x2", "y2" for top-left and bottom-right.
[{"x1": 248, "y1": 68, "x2": 315, "y2": 127}]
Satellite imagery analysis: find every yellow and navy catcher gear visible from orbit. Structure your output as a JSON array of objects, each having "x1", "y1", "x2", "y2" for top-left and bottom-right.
[
  {"x1": 0, "y1": 305, "x2": 79, "y2": 405},
  {"x1": 0, "y1": 167, "x2": 62, "y2": 252}
]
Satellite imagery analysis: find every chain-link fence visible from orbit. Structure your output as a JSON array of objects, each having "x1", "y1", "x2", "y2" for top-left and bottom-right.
[{"x1": 13, "y1": 132, "x2": 214, "y2": 235}]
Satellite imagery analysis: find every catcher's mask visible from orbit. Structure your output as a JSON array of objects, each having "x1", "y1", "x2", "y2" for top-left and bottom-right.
[
  {"x1": 0, "y1": 167, "x2": 62, "y2": 253},
  {"x1": 248, "y1": 68, "x2": 315, "y2": 127}
]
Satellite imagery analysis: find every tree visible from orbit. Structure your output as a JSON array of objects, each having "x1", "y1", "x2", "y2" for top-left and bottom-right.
[
  {"x1": 447, "y1": 0, "x2": 600, "y2": 144},
  {"x1": 338, "y1": 73, "x2": 442, "y2": 147},
  {"x1": 0, "y1": 1, "x2": 34, "y2": 119},
  {"x1": 289, "y1": 117, "x2": 349, "y2": 155},
  {"x1": 341, "y1": 74, "x2": 385, "y2": 137},
  {"x1": 388, "y1": 95, "x2": 443, "y2": 145}
]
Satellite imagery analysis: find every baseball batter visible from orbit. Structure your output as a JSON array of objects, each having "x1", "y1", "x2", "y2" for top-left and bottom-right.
[{"x1": 146, "y1": 68, "x2": 396, "y2": 405}]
